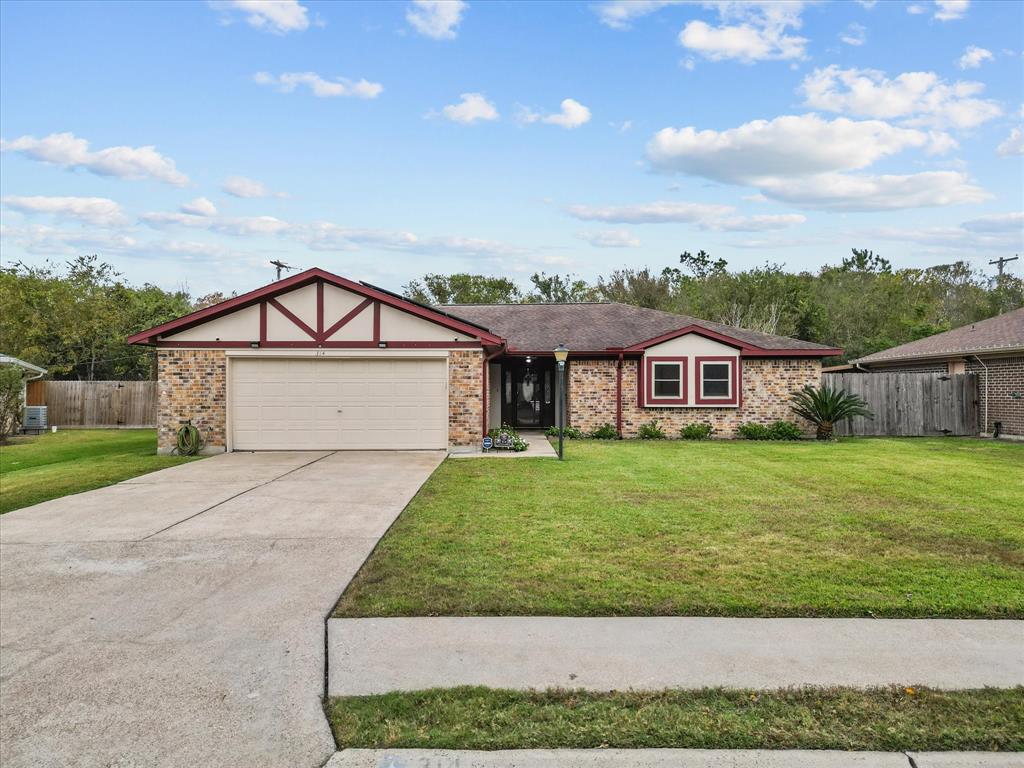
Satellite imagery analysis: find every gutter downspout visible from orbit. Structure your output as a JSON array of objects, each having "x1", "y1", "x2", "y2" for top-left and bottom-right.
[
  {"x1": 972, "y1": 355, "x2": 989, "y2": 436},
  {"x1": 616, "y1": 353, "x2": 623, "y2": 438},
  {"x1": 482, "y1": 346, "x2": 504, "y2": 441}
]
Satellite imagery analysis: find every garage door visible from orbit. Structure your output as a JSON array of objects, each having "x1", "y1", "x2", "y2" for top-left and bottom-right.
[{"x1": 230, "y1": 357, "x2": 447, "y2": 450}]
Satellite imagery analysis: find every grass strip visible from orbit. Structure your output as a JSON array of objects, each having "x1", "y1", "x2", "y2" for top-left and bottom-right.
[{"x1": 326, "y1": 686, "x2": 1024, "y2": 752}]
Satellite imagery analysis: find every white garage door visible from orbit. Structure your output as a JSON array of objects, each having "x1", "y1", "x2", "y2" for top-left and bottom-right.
[{"x1": 230, "y1": 357, "x2": 448, "y2": 450}]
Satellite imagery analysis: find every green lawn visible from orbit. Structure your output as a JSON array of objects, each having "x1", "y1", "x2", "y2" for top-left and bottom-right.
[
  {"x1": 334, "y1": 438, "x2": 1024, "y2": 619},
  {"x1": 0, "y1": 429, "x2": 200, "y2": 514},
  {"x1": 326, "y1": 686, "x2": 1024, "y2": 751}
]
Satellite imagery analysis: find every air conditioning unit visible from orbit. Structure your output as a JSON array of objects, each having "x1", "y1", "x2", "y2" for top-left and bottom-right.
[{"x1": 23, "y1": 405, "x2": 48, "y2": 433}]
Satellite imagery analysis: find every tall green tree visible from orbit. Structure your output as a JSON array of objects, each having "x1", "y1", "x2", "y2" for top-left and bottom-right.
[{"x1": 403, "y1": 274, "x2": 521, "y2": 304}]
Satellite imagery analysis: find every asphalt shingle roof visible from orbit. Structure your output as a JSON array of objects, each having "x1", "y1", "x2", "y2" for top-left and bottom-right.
[
  {"x1": 439, "y1": 302, "x2": 836, "y2": 353},
  {"x1": 855, "y1": 307, "x2": 1024, "y2": 364}
]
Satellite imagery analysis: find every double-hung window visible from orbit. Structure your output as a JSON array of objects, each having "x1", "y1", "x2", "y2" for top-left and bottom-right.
[
  {"x1": 645, "y1": 357, "x2": 687, "y2": 405},
  {"x1": 695, "y1": 357, "x2": 737, "y2": 405}
]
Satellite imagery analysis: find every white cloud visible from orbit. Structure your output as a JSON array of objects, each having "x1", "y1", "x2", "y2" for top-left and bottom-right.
[
  {"x1": 142, "y1": 211, "x2": 292, "y2": 236},
  {"x1": 440, "y1": 93, "x2": 499, "y2": 124},
  {"x1": 208, "y1": 0, "x2": 310, "y2": 33},
  {"x1": 222, "y1": 175, "x2": 285, "y2": 198},
  {"x1": 180, "y1": 197, "x2": 218, "y2": 216},
  {"x1": 0, "y1": 132, "x2": 188, "y2": 186},
  {"x1": 252, "y1": 71, "x2": 383, "y2": 99},
  {"x1": 934, "y1": 0, "x2": 969, "y2": 21},
  {"x1": 856, "y1": 1, "x2": 878, "y2": 8},
  {"x1": 957, "y1": 45, "x2": 993, "y2": 70},
  {"x1": 406, "y1": 0, "x2": 467, "y2": 40},
  {"x1": 592, "y1": 0, "x2": 681, "y2": 30},
  {"x1": 646, "y1": 113, "x2": 944, "y2": 182},
  {"x1": 566, "y1": 200, "x2": 734, "y2": 224},
  {"x1": 756, "y1": 171, "x2": 989, "y2": 211},
  {"x1": 577, "y1": 229, "x2": 641, "y2": 247},
  {"x1": 996, "y1": 127, "x2": 1024, "y2": 157},
  {"x1": 2, "y1": 195, "x2": 127, "y2": 226},
  {"x1": 679, "y1": 2, "x2": 808, "y2": 63},
  {"x1": 961, "y1": 212, "x2": 1024, "y2": 233},
  {"x1": 840, "y1": 22, "x2": 866, "y2": 46},
  {"x1": 907, "y1": 4, "x2": 927, "y2": 14},
  {"x1": 567, "y1": 200, "x2": 807, "y2": 231},
  {"x1": 704, "y1": 213, "x2": 806, "y2": 231},
  {"x1": 644, "y1": 113, "x2": 989, "y2": 211},
  {"x1": 0, "y1": 224, "x2": 141, "y2": 256},
  {"x1": 519, "y1": 98, "x2": 592, "y2": 129},
  {"x1": 800, "y1": 66, "x2": 1002, "y2": 129}
]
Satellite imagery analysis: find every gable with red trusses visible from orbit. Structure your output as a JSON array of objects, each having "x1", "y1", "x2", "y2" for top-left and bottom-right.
[{"x1": 128, "y1": 268, "x2": 505, "y2": 349}]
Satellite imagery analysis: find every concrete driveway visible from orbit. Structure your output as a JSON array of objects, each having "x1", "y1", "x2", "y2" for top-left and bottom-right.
[{"x1": 0, "y1": 449, "x2": 444, "y2": 768}]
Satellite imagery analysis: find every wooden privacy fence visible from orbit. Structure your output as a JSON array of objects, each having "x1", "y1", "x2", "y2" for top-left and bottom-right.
[
  {"x1": 822, "y1": 372, "x2": 978, "y2": 437},
  {"x1": 29, "y1": 381, "x2": 157, "y2": 427}
]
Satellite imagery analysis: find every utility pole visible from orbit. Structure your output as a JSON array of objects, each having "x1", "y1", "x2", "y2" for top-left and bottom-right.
[
  {"x1": 989, "y1": 255, "x2": 1019, "y2": 277},
  {"x1": 269, "y1": 259, "x2": 296, "y2": 281}
]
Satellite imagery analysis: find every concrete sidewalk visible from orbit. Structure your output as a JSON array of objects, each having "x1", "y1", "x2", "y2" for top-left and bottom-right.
[
  {"x1": 326, "y1": 749, "x2": 1024, "y2": 768},
  {"x1": 327, "y1": 616, "x2": 1024, "y2": 695}
]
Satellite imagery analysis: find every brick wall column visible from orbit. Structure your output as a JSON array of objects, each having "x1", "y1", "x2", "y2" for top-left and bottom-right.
[
  {"x1": 448, "y1": 349, "x2": 484, "y2": 448},
  {"x1": 157, "y1": 349, "x2": 227, "y2": 455}
]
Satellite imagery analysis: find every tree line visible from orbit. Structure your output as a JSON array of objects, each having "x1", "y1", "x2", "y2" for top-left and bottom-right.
[
  {"x1": 1, "y1": 251, "x2": 1019, "y2": 380},
  {"x1": 405, "y1": 249, "x2": 1023, "y2": 362}
]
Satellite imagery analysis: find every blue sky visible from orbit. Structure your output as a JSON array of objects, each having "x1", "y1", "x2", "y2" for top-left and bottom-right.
[{"x1": 1, "y1": 0, "x2": 1022, "y2": 297}]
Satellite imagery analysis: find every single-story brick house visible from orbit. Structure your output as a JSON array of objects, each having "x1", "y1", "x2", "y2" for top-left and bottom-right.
[
  {"x1": 853, "y1": 307, "x2": 1024, "y2": 438},
  {"x1": 128, "y1": 267, "x2": 840, "y2": 453}
]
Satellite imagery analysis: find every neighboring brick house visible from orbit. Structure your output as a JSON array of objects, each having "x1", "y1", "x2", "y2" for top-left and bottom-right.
[
  {"x1": 854, "y1": 307, "x2": 1024, "y2": 438},
  {"x1": 129, "y1": 267, "x2": 840, "y2": 454}
]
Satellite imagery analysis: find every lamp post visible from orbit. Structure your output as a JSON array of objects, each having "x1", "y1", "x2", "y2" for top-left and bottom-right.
[{"x1": 553, "y1": 343, "x2": 569, "y2": 460}]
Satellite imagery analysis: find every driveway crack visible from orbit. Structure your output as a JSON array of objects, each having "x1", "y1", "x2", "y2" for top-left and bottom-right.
[{"x1": 139, "y1": 452, "x2": 338, "y2": 541}]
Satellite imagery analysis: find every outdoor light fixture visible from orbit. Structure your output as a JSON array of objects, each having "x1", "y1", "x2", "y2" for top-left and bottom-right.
[
  {"x1": 249, "y1": 341, "x2": 260, "y2": 349},
  {"x1": 525, "y1": 356, "x2": 532, "y2": 363},
  {"x1": 553, "y1": 343, "x2": 569, "y2": 460},
  {"x1": 377, "y1": 341, "x2": 388, "y2": 349}
]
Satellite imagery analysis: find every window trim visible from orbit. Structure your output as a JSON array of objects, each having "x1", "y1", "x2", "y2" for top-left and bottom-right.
[
  {"x1": 694, "y1": 356, "x2": 739, "y2": 406},
  {"x1": 644, "y1": 356, "x2": 688, "y2": 406}
]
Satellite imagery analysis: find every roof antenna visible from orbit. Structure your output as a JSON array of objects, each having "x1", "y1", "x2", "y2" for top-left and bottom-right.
[{"x1": 269, "y1": 259, "x2": 297, "y2": 281}]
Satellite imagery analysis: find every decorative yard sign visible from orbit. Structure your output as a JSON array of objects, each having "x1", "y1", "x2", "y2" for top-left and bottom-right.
[
  {"x1": 482, "y1": 436, "x2": 493, "y2": 451},
  {"x1": 493, "y1": 432, "x2": 515, "y2": 450}
]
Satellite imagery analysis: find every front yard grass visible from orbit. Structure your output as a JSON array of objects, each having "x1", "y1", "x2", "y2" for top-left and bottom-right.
[
  {"x1": 326, "y1": 686, "x2": 1024, "y2": 751},
  {"x1": 0, "y1": 429, "x2": 199, "y2": 514},
  {"x1": 334, "y1": 438, "x2": 1024, "y2": 618}
]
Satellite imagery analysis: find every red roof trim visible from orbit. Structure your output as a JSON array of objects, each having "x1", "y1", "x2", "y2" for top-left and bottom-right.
[
  {"x1": 128, "y1": 267, "x2": 504, "y2": 345},
  {"x1": 622, "y1": 324, "x2": 841, "y2": 357}
]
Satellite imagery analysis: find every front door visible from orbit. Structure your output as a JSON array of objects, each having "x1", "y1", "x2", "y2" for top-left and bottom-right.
[{"x1": 502, "y1": 360, "x2": 555, "y2": 429}]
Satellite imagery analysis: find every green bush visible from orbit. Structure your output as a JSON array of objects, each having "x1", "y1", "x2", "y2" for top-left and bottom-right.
[
  {"x1": 680, "y1": 422, "x2": 714, "y2": 440},
  {"x1": 767, "y1": 420, "x2": 803, "y2": 440},
  {"x1": 589, "y1": 423, "x2": 619, "y2": 440},
  {"x1": 488, "y1": 424, "x2": 529, "y2": 452},
  {"x1": 737, "y1": 422, "x2": 771, "y2": 440},
  {"x1": 0, "y1": 365, "x2": 24, "y2": 443},
  {"x1": 738, "y1": 421, "x2": 804, "y2": 441},
  {"x1": 637, "y1": 420, "x2": 666, "y2": 440},
  {"x1": 546, "y1": 425, "x2": 585, "y2": 439}
]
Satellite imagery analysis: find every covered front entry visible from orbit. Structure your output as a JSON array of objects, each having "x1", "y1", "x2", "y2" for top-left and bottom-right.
[
  {"x1": 229, "y1": 356, "x2": 448, "y2": 450},
  {"x1": 500, "y1": 357, "x2": 556, "y2": 429}
]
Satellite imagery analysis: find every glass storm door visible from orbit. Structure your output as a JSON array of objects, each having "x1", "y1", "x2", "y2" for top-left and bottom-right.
[{"x1": 503, "y1": 361, "x2": 555, "y2": 428}]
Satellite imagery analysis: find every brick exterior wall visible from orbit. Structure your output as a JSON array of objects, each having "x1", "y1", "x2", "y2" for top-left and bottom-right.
[
  {"x1": 157, "y1": 348, "x2": 485, "y2": 453},
  {"x1": 447, "y1": 349, "x2": 484, "y2": 447},
  {"x1": 568, "y1": 357, "x2": 821, "y2": 438},
  {"x1": 967, "y1": 356, "x2": 1024, "y2": 436},
  {"x1": 157, "y1": 349, "x2": 227, "y2": 454}
]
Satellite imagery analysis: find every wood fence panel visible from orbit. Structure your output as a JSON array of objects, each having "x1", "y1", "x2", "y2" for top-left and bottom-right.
[
  {"x1": 42, "y1": 381, "x2": 157, "y2": 427},
  {"x1": 25, "y1": 380, "x2": 45, "y2": 406},
  {"x1": 824, "y1": 372, "x2": 978, "y2": 437}
]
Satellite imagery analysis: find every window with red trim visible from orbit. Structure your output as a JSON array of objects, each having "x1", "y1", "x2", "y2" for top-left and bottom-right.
[
  {"x1": 644, "y1": 356, "x2": 687, "y2": 405},
  {"x1": 694, "y1": 356, "x2": 738, "y2": 405}
]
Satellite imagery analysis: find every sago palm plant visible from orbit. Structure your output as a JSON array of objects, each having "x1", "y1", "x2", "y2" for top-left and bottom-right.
[{"x1": 790, "y1": 384, "x2": 872, "y2": 440}]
